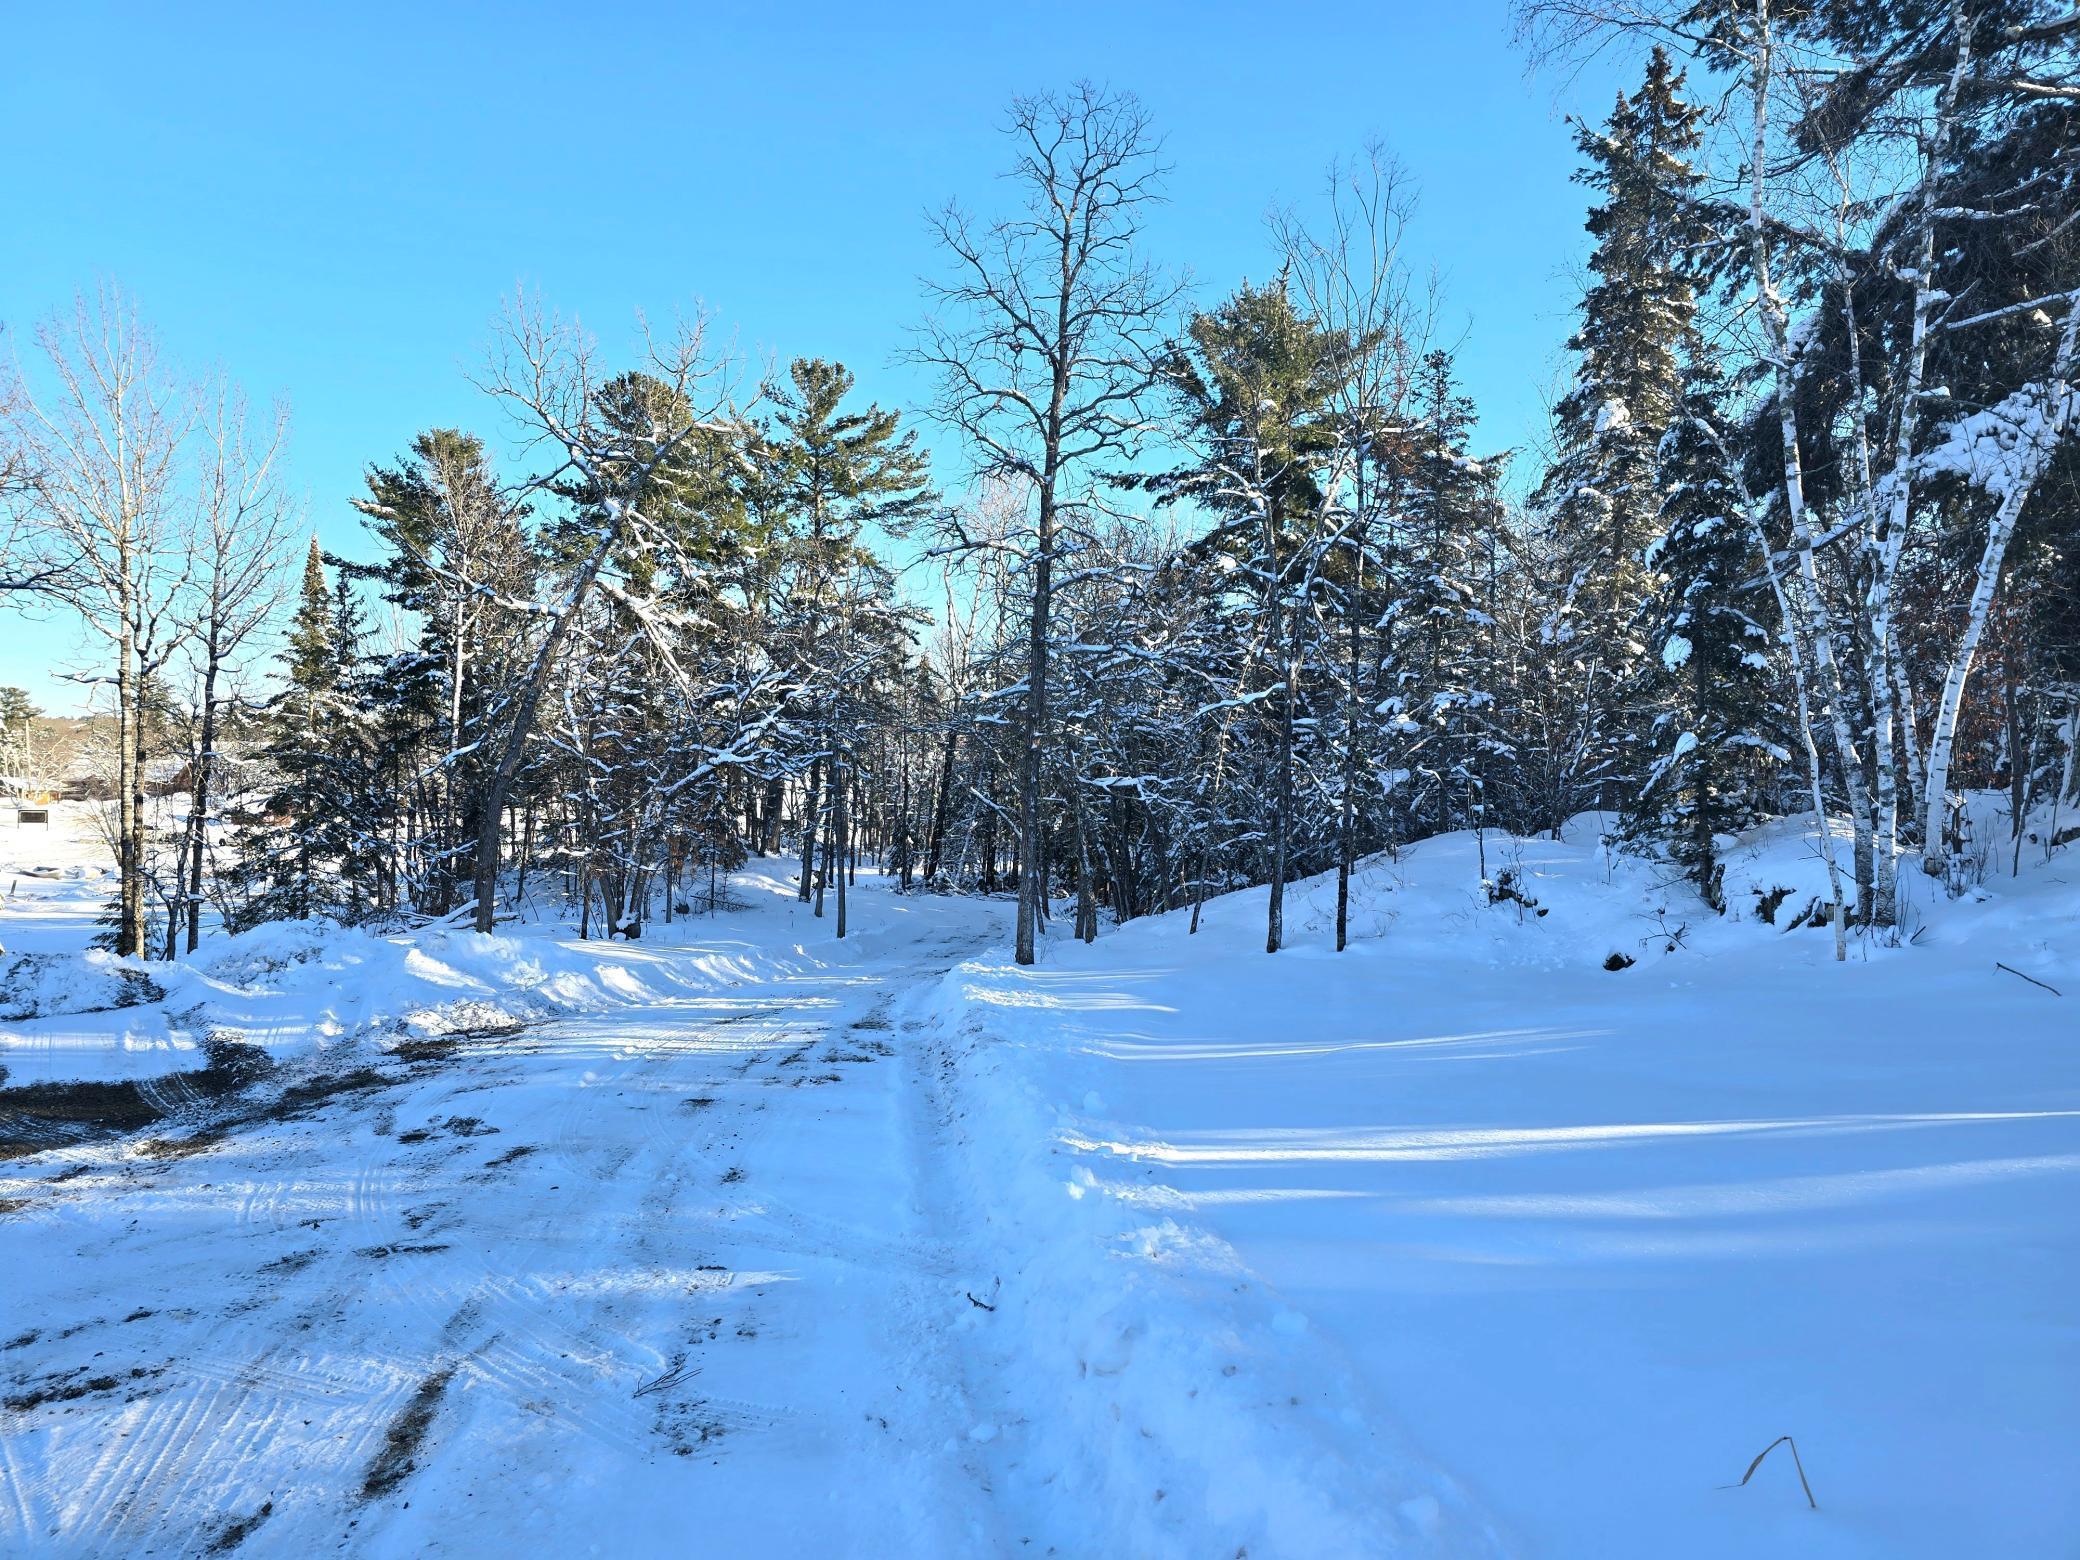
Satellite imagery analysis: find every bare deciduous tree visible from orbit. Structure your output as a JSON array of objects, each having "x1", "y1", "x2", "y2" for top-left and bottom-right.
[
  {"x1": 917, "y1": 82, "x2": 1183, "y2": 965},
  {"x1": 2, "y1": 287, "x2": 198, "y2": 955},
  {"x1": 172, "y1": 386, "x2": 297, "y2": 954}
]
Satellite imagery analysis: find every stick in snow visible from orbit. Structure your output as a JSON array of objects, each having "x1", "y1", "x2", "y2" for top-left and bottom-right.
[
  {"x1": 1996, "y1": 962, "x2": 2062, "y2": 996},
  {"x1": 633, "y1": 1361, "x2": 701, "y2": 1399},
  {"x1": 1720, "y1": 1435, "x2": 1817, "y2": 1510}
]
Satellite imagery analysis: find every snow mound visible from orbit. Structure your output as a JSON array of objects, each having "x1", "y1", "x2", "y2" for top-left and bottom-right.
[
  {"x1": 0, "y1": 949, "x2": 163, "y2": 1021},
  {"x1": 3, "y1": 893, "x2": 809, "y2": 1087}
]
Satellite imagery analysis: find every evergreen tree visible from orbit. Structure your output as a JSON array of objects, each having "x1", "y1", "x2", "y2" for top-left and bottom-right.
[
  {"x1": 1535, "y1": 46, "x2": 1705, "y2": 795},
  {"x1": 1383, "y1": 348, "x2": 1503, "y2": 837},
  {"x1": 227, "y1": 540, "x2": 374, "y2": 927},
  {"x1": 350, "y1": 428, "x2": 530, "y2": 915},
  {"x1": 761, "y1": 358, "x2": 935, "y2": 916},
  {"x1": 0, "y1": 687, "x2": 40, "y2": 788},
  {"x1": 767, "y1": 359, "x2": 935, "y2": 549},
  {"x1": 1628, "y1": 370, "x2": 1785, "y2": 909},
  {"x1": 1146, "y1": 278, "x2": 1352, "y2": 950}
]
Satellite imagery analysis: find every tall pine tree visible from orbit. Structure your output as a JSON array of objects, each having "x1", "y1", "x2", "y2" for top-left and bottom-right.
[
  {"x1": 1144, "y1": 278, "x2": 1351, "y2": 951},
  {"x1": 761, "y1": 358, "x2": 935, "y2": 916},
  {"x1": 1535, "y1": 46, "x2": 1705, "y2": 801}
]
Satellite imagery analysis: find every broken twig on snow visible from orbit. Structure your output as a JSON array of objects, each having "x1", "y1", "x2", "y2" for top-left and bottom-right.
[
  {"x1": 1721, "y1": 1435, "x2": 1817, "y2": 1509},
  {"x1": 1996, "y1": 962, "x2": 2062, "y2": 995}
]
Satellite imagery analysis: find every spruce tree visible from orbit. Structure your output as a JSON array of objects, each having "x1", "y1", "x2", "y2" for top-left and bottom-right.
[
  {"x1": 1535, "y1": 46, "x2": 1705, "y2": 798},
  {"x1": 1628, "y1": 369, "x2": 1784, "y2": 910},
  {"x1": 1384, "y1": 348, "x2": 1502, "y2": 837},
  {"x1": 227, "y1": 540, "x2": 370, "y2": 928}
]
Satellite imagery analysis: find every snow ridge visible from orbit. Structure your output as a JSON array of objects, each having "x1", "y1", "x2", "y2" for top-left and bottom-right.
[{"x1": 908, "y1": 961, "x2": 1508, "y2": 1558}]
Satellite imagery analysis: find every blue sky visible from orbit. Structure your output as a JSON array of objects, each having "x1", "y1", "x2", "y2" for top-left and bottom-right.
[{"x1": 2, "y1": 1, "x2": 1636, "y2": 711}]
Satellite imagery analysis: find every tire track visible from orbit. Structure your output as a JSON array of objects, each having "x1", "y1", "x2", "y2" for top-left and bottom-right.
[{"x1": 3, "y1": 907, "x2": 1008, "y2": 1555}]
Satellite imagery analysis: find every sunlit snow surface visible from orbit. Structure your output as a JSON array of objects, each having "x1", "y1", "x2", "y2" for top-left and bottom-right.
[
  {"x1": 2, "y1": 798, "x2": 2075, "y2": 1557},
  {"x1": 931, "y1": 803, "x2": 2080, "y2": 1557}
]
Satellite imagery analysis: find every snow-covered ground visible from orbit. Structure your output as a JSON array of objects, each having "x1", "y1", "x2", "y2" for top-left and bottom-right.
[
  {"x1": 928, "y1": 810, "x2": 2080, "y2": 1558},
  {"x1": 2, "y1": 869, "x2": 1041, "y2": 1555},
  {"x1": 0, "y1": 804, "x2": 801, "y2": 1090},
  {"x1": 2, "y1": 804, "x2": 2075, "y2": 1556},
  {"x1": 0, "y1": 801, "x2": 124, "y2": 954}
]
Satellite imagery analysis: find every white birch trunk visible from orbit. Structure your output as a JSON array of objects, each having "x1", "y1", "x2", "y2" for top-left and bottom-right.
[
  {"x1": 1744, "y1": 8, "x2": 1870, "y2": 926},
  {"x1": 1859, "y1": 0, "x2": 1974, "y2": 925},
  {"x1": 1920, "y1": 300, "x2": 2080, "y2": 870}
]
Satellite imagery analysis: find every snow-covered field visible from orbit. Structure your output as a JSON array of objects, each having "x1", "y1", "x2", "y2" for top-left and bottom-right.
[
  {"x1": 934, "y1": 814, "x2": 2080, "y2": 1557},
  {"x1": 3, "y1": 804, "x2": 2076, "y2": 1556}
]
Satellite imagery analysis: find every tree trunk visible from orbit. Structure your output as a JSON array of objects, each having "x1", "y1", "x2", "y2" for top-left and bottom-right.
[
  {"x1": 1264, "y1": 503, "x2": 1293, "y2": 957},
  {"x1": 1891, "y1": 629, "x2": 1924, "y2": 841},
  {"x1": 815, "y1": 777, "x2": 833, "y2": 919},
  {"x1": 1744, "y1": 21, "x2": 1871, "y2": 925},
  {"x1": 926, "y1": 728, "x2": 957, "y2": 880},
  {"x1": 2007, "y1": 670, "x2": 2028, "y2": 877},
  {"x1": 1922, "y1": 303, "x2": 2080, "y2": 870},
  {"x1": 834, "y1": 755, "x2": 849, "y2": 939},
  {"x1": 762, "y1": 776, "x2": 785, "y2": 856},
  {"x1": 799, "y1": 757, "x2": 823, "y2": 903},
  {"x1": 1335, "y1": 529, "x2": 1367, "y2": 953},
  {"x1": 183, "y1": 657, "x2": 220, "y2": 955},
  {"x1": 127, "y1": 621, "x2": 151, "y2": 958},
  {"x1": 1015, "y1": 484, "x2": 1052, "y2": 965},
  {"x1": 114, "y1": 605, "x2": 141, "y2": 956}
]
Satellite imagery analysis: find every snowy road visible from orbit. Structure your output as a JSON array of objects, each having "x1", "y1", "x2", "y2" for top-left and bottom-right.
[{"x1": 0, "y1": 889, "x2": 1019, "y2": 1557}]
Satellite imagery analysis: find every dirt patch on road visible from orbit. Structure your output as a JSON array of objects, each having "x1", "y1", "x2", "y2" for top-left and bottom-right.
[
  {"x1": 389, "y1": 1038, "x2": 459, "y2": 1065},
  {"x1": 362, "y1": 1365, "x2": 456, "y2": 1499},
  {"x1": 269, "y1": 1067, "x2": 389, "y2": 1120},
  {"x1": 0, "y1": 1041, "x2": 273, "y2": 1159},
  {"x1": 206, "y1": 1500, "x2": 275, "y2": 1553},
  {"x1": 3, "y1": 1363, "x2": 163, "y2": 1413},
  {"x1": 137, "y1": 1125, "x2": 234, "y2": 1160},
  {"x1": 0, "y1": 1044, "x2": 425, "y2": 1165},
  {"x1": 398, "y1": 1115, "x2": 498, "y2": 1144}
]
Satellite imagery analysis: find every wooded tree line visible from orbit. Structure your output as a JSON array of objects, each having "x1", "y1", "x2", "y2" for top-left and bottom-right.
[
  {"x1": 917, "y1": 1, "x2": 2078, "y2": 963},
  {"x1": 2, "y1": 0, "x2": 2074, "y2": 964}
]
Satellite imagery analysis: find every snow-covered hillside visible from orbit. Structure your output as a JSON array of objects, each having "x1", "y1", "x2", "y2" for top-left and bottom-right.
[{"x1": 2, "y1": 806, "x2": 2076, "y2": 1557}]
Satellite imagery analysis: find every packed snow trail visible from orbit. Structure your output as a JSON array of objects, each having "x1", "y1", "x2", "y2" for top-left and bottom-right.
[{"x1": 0, "y1": 880, "x2": 1025, "y2": 1556}]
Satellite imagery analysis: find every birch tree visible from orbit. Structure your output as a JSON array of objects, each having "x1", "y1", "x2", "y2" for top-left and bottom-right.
[
  {"x1": 172, "y1": 387, "x2": 296, "y2": 953},
  {"x1": 1, "y1": 287, "x2": 196, "y2": 955}
]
